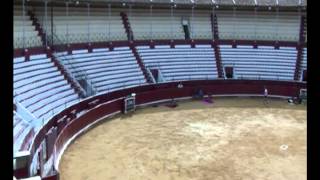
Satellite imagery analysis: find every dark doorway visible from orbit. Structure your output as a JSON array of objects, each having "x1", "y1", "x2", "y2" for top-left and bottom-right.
[
  {"x1": 302, "y1": 69, "x2": 307, "y2": 81},
  {"x1": 183, "y1": 25, "x2": 190, "y2": 40},
  {"x1": 225, "y1": 66, "x2": 234, "y2": 79}
]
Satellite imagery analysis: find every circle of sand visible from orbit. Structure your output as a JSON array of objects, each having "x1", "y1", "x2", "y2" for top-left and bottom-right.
[{"x1": 59, "y1": 97, "x2": 306, "y2": 180}]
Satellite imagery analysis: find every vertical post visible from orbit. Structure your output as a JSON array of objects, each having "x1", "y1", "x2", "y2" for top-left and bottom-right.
[
  {"x1": 254, "y1": 6, "x2": 257, "y2": 40},
  {"x1": 66, "y1": 2, "x2": 69, "y2": 45},
  {"x1": 44, "y1": 0, "x2": 48, "y2": 47},
  {"x1": 87, "y1": 3, "x2": 90, "y2": 44},
  {"x1": 22, "y1": 0, "x2": 25, "y2": 49},
  {"x1": 191, "y1": 5, "x2": 194, "y2": 40},
  {"x1": 232, "y1": 6, "x2": 236, "y2": 40},
  {"x1": 275, "y1": 6, "x2": 279, "y2": 41},
  {"x1": 106, "y1": 4, "x2": 110, "y2": 42},
  {"x1": 51, "y1": 3, "x2": 53, "y2": 45},
  {"x1": 108, "y1": 4, "x2": 111, "y2": 42},
  {"x1": 212, "y1": 6, "x2": 215, "y2": 40},
  {"x1": 170, "y1": 4, "x2": 173, "y2": 40},
  {"x1": 297, "y1": 5, "x2": 303, "y2": 43},
  {"x1": 129, "y1": 4, "x2": 132, "y2": 41},
  {"x1": 150, "y1": 4, "x2": 153, "y2": 41}
]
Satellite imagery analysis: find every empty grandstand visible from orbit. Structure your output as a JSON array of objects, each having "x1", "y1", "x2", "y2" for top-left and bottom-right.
[
  {"x1": 14, "y1": 6, "x2": 43, "y2": 48},
  {"x1": 137, "y1": 44, "x2": 218, "y2": 81},
  {"x1": 55, "y1": 46, "x2": 147, "y2": 93},
  {"x1": 220, "y1": 45, "x2": 297, "y2": 80},
  {"x1": 14, "y1": 54, "x2": 80, "y2": 122},
  {"x1": 13, "y1": 0, "x2": 307, "y2": 180},
  {"x1": 34, "y1": 6, "x2": 127, "y2": 44}
]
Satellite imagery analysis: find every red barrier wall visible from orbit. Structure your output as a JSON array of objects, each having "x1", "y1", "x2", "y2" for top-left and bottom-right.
[{"x1": 20, "y1": 80, "x2": 305, "y2": 180}]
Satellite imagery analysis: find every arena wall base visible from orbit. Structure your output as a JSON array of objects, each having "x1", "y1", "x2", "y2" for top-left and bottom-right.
[{"x1": 20, "y1": 80, "x2": 306, "y2": 179}]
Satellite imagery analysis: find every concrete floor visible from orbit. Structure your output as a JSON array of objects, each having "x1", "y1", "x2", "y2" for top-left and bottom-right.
[{"x1": 59, "y1": 97, "x2": 306, "y2": 180}]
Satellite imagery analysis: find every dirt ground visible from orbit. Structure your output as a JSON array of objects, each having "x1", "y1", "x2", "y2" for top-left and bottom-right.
[{"x1": 59, "y1": 97, "x2": 306, "y2": 180}]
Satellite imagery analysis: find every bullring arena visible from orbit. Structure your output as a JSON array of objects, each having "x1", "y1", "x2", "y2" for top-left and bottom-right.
[
  {"x1": 60, "y1": 97, "x2": 306, "y2": 180},
  {"x1": 13, "y1": 0, "x2": 307, "y2": 180}
]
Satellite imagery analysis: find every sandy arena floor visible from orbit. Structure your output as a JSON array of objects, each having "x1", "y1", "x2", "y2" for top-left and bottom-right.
[{"x1": 59, "y1": 97, "x2": 306, "y2": 180}]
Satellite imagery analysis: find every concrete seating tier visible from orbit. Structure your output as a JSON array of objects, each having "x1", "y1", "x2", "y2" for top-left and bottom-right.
[
  {"x1": 301, "y1": 48, "x2": 307, "y2": 70},
  {"x1": 13, "y1": 111, "x2": 33, "y2": 153},
  {"x1": 220, "y1": 45, "x2": 297, "y2": 80},
  {"x1": 14, "y1": 54, "x2": 80, "y2": 122},
  {"x1": 137, "y1": 44, "x2": 218, "y2": 81},
  {"x1": 55, "y1": 47, "x2": 147, "y2": 93},
  {"x1": 34, "y1": 7, "x2": 127, "y2": 43},
  {"x1": 216, "y1": 11, "x2": 300, "y2": 41},
  {"x1": 14, "y1": 7, "x2": 43, "y2": 49}
]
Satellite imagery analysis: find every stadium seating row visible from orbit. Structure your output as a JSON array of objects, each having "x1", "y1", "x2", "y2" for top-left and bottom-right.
[
  {"x1": 13, "y1": 44, "x2": 307, "y2": 154},
  {"x1": 220, "y1": 45, "x2": 297, "y2": 80},
  {"x1": 54, "y1": 47, "x2": 147, "y2": 93},
  {"x1": 301, "y1": 47, "x2": 307, "y2": 71},
  {"x1": 137, "y1": 44, "x2": 218, "y2": 81},
  {"x1": 13, "y1": 111, "x2": 33, "y2": 153},
  {"x1": 14, "y1": 7, "x2": 43, "y2": 48},
  {"x1": 14, "y1": 54, "x2": 80, "y2": 123},
  {"x1": 13, "y1": 6, "x2": 302, "y2": 47}
]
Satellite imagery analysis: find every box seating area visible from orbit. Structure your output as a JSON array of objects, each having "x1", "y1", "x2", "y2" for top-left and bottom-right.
[
  {"x1": 55, "y1": 47, "x2": 146, "y2": 93},
  {"x1": 137, "y1": 45, "x2": 218, "y2": 81},
  {"x1": 13, "y1": 111, "x2": 32, "y2": 153},
  {"x1": 216, "y1": 11, "x2": 300, "y2": 41},
  {"x1": 14, "y1": 54, "x2": 80, "y2": 122},
  {"x1": 175, "y1": 9, "x2": 212, "y2": 40},
  {"x1": 128, "y1": 9, "x2": 212, "y2": 40},
  {"x1": 128, "y1": 9, "x2": 184, "y2": 40},
  {"x1": 188, "y1": 10, "x2": 213, "y2": 39},
  {"x1": 28, "y1": 6, "x2": 302, "y2": 43},
  {"x1": 14, "y1": 6, "x2": 43, "y2": 49},
  {"x1": 220, "y1": 45, "x2": 297, "y2": 80},
  {"x1": 34, "y1": 7, "x2": 127, "y2": 44}
]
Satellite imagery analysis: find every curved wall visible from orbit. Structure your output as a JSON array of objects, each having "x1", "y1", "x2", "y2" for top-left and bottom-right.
[
  {"x1": 13, "y1": 39, "x2": 306, "y2": 58},
  {"x1": 17, "y1": 80, "x2": 306, "y2": 180}
]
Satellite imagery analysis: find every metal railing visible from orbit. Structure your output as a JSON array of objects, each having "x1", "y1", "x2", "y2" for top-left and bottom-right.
[
  {"x1": 48, "y1": 32, "x2": 97, "y2": 97},
  {"x1": 146, "y1": 68, "x2": 156, "y2": 83}
]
